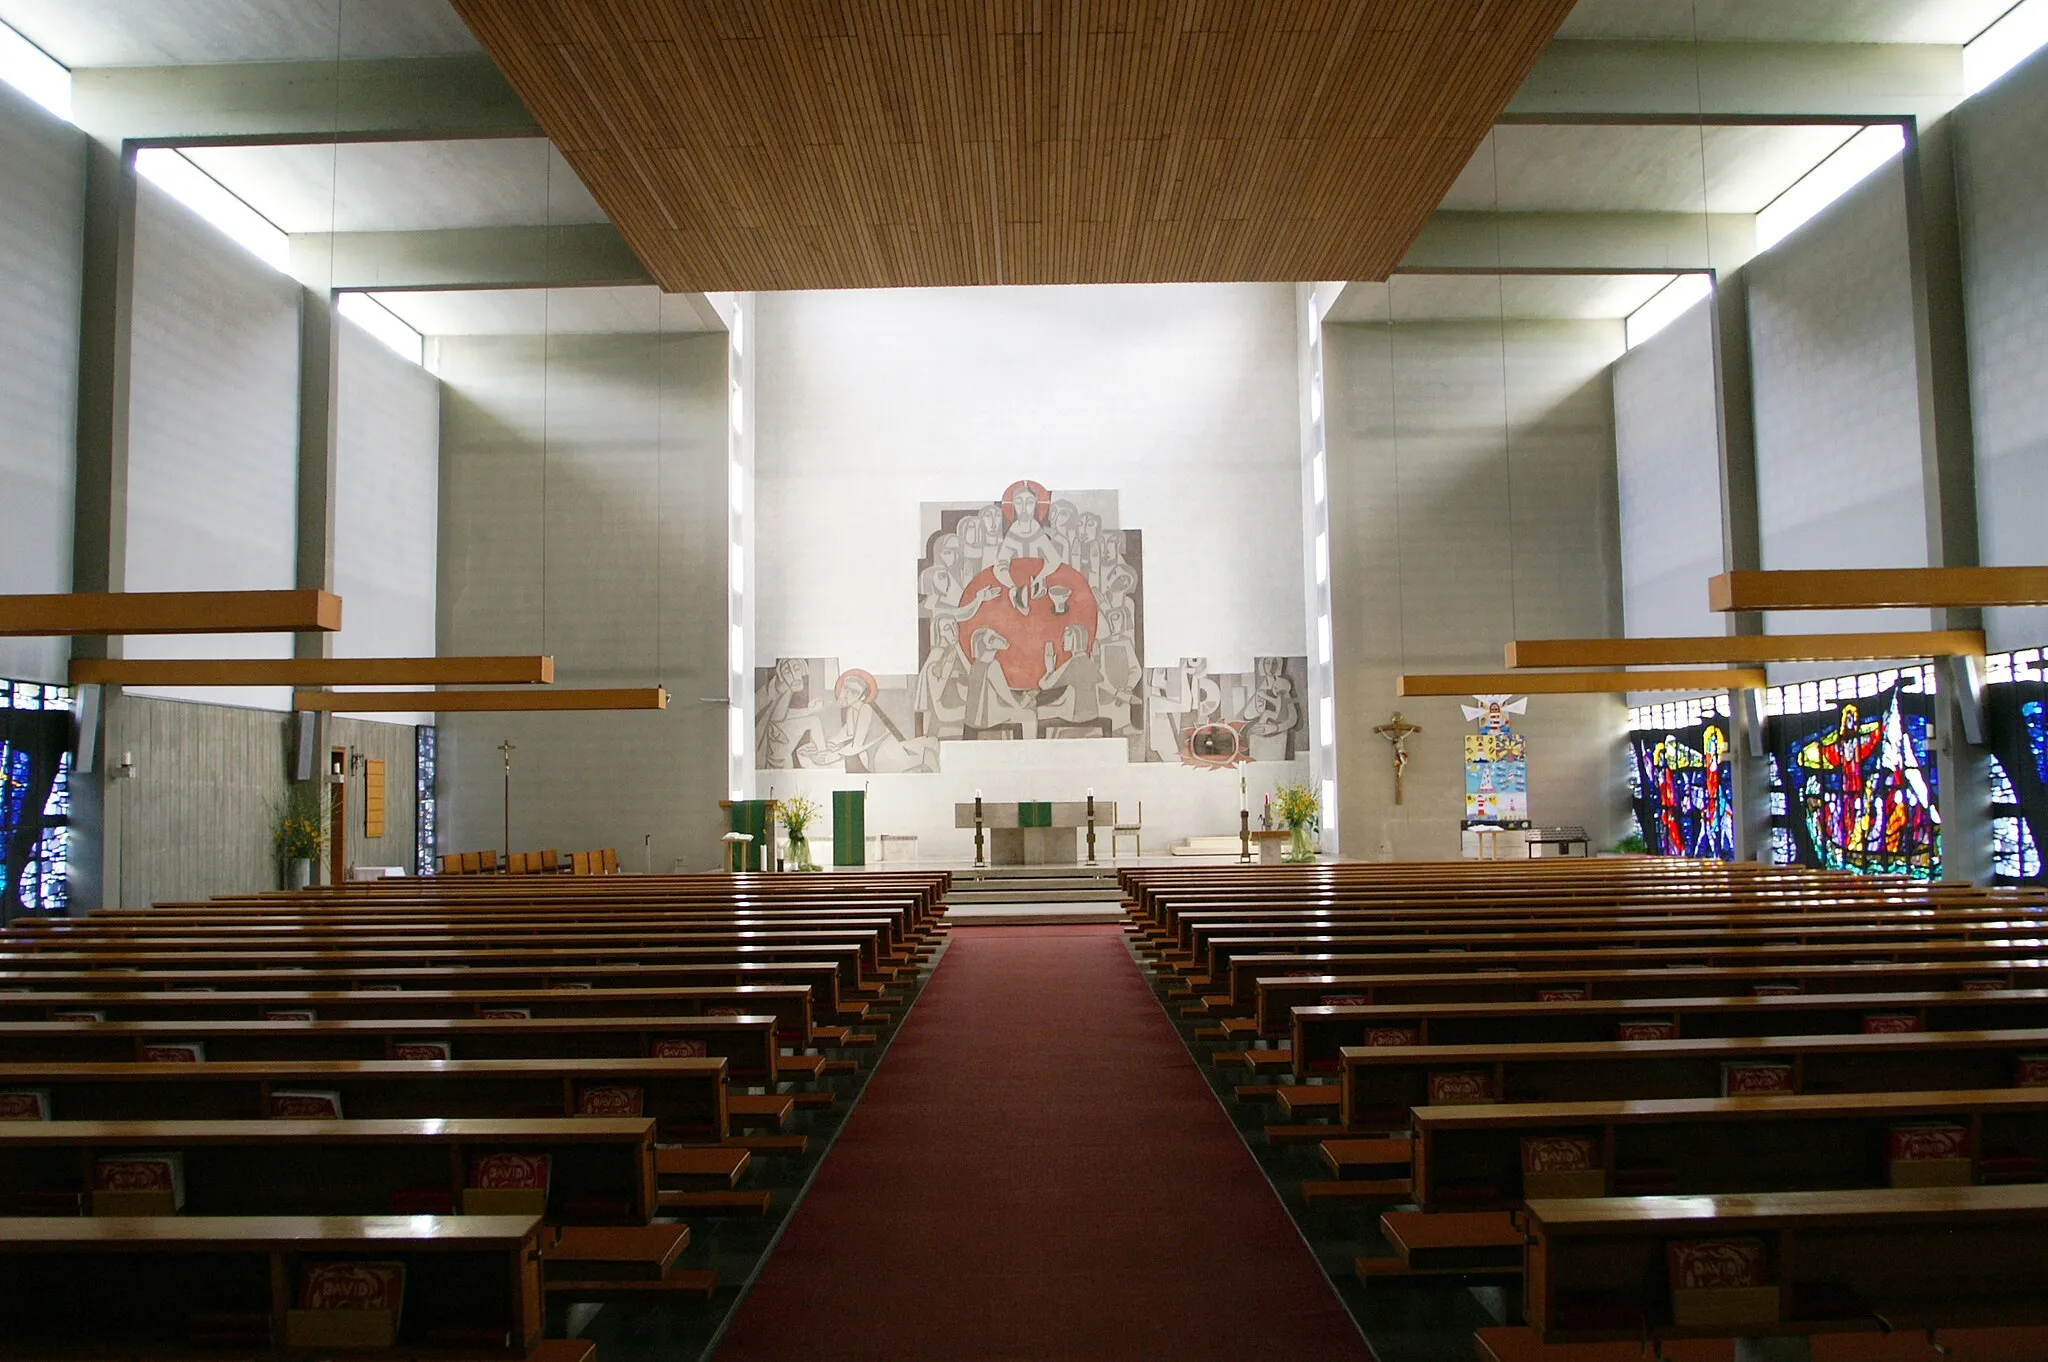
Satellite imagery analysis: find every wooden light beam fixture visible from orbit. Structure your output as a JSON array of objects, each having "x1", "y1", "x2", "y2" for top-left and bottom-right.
[
  {"x1": 1398, "y1": 670, "x2": 1766, "y2": 697},
  {"x1": 291, "y1": 688, "x2": 668, "y2": 713},
  {"x1": 0, "y1": 590, "x2": 340, "y2": 637},
  {"x1": 71, "y1": 656, "x2": 555, "y2": 688},
  {"x1": 1506, "y1": 631, "x2": 1985, "y2": 670},
  {"x1": 1709, "y1": 568, "x2": 2048, "y2": 612}
]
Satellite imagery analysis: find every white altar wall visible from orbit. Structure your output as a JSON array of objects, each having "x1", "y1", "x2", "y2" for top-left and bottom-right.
[{"x1": 752, "y1": 283, "x2": 1310, "y2": 855}]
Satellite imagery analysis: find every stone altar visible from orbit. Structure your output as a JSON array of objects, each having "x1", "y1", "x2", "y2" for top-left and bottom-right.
[{"x1": 954, "y1": 801, "x2": 1119, "y2": 866}]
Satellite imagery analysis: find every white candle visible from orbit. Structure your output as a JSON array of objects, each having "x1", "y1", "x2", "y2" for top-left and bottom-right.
[
  {"x1": 1239, "y1": 775, "x2": 1247, "y2": 811},
  {"x1": 1087, "y1": 787, "x2": 1094, "y2": 798}
]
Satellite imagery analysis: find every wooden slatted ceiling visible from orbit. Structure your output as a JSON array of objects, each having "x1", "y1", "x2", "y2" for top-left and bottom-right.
[{"x1": 447, "y1": 0, "x2": 1577, "y2": 290}]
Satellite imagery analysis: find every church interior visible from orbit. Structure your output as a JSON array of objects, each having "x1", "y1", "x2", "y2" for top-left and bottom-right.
[{"x1": 4, "y1": 1, "x2": 2048, "y2": 1359}]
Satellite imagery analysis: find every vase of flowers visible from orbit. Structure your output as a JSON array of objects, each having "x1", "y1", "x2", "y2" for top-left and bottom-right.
[
  {"x1": 1272, "y1": 782, "x2": 1320, "y2": 863},
  {"x1": 274, "y1": 783, "x2": 325, "y2": 889},
  {"x1": 778, "y1": 794, "x2": 822, "y2": 872}
]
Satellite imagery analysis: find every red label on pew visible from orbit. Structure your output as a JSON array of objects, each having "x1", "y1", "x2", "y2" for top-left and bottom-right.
[
  {"x1": 551, "y1": 982, "x2": 595, "y2": 991},
  {"x1": 1721, "y1": 1062, "x2": 1794, "y2": 1095},
  {"x1": 0, "y1": 1089, "x2": 51, "y2": 1120},
  {"x1": 1887, "y1": 1123, "x2": 1968, "y2": 1162},
  {"x1": 299, "y1": 1262, "x2": 405, "y2": 1312},
  {"x1": 1538, "y1": 989, "x2": 1587, "y2": 1002},
  {"x1": 1751, "y1": 985, "x2": 1801, "y2": 997},
  {"x1": 1964, "y1": 979, "x2": 2009, "y2": 993},
  {"x1": 1521, "y1": 1136, "x2": 1596, "y2": 1173},
  {"x1": 267, "y1": 1089, "x2": 344, "y2": 1119},
  {"x1": 1617, "y1": 1021, "x2": 1678, "y2": 1041},
  {"x1": 479, "y1": 1008, "x2": 531, "y2": 1020},
  {"x1": 1365, "y1": 1027, "x2": 1421, "y2": 1047},
  {"x1": 1321, "y1": 995, "x2": 1372, "y2": 1008},
  {"x1": 1862, "y1": 1013, "x2": 1923, "y2": 1034},
  {"x1": 706, "y1": 1006, "x2": 749, "y2": 1017},
  {"x1": 2017, "y1": 1055, "x2": 2048, "y2": 1088},
  {"x1": 1667, "y1": 1238, "x2": 1767, "y2": 1290},
  {"x1": 1427, "y1": 1070, "x2": 1495, "y2": 1104},
  {"x1": 652, "y1": 1039, "x2": 709, "y2": 1059},
  {"x1": 141, "y1": 1042, "x2": 205, "y2": 1063},
  {"x1": 354, "y1": 985, "x2": 403, "y2": 993},
  {"x1": 392, "y1": 1042, "x2": 452, "y2": 1061},
  {"x1": 95, "y1": 1153, "x2": 185, "y2": 1207},
  {"x1": 577, "y1": 1084, "x2": 644, "y2": 1116},
  {"x1": 51, "y1": 1010, "x2": 106, "y2": 1022},
  {"x1": 265, "y1": 1010, "x2": 316, "y2": 1022},
  {"x1": 469, "y1": 1152, "x2": 551, "y2": 1190}
]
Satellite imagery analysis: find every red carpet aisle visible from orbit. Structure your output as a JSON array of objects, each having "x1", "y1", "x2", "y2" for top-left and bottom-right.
[{"x1": 713, "y1": 925, "x2": 1375, "y2": 1361}]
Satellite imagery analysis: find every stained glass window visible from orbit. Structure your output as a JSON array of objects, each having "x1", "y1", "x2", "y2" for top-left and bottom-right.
[
  {"x1": 1763, "y1": 669, "x2": 1940, "y2": 879},
  {"x1": 0, "y1": 679, "x2": 74, "y2": 920},
  {"x1": 415, "y1": 724, "x2": 436, "y2": 876},
  {"x1": 1625, "y1": 698, "x2": 1734, "y2": 860},
  {"x1": 1983, "y1": 656, "x2": 2048, "y2": 886}
]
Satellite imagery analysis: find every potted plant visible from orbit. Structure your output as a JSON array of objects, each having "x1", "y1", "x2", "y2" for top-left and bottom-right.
[
  {"x1": 777, "y1": 795, "x2": 822, "y2": 872},
  {"x1": 274, "y1": 784, "x2": 325, "y2": 889},
  {"x1": 1272, "y1": 782, "x2": 1321, "y2": 863}
]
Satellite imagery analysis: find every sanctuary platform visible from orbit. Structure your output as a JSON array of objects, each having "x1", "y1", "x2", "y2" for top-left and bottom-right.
[{"x1": 942, "y1": 865, "x2": 1126, "y2": 926}]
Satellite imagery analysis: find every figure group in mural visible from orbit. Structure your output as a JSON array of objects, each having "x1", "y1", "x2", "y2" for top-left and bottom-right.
[
  {"x1": 756, "y1": 478, "x2": 1309, "y2": 773},
  {"x1": 1787, "y1": 691, "x2": 1939, "y2": 875},
  {"x1": 1629, "y1": 723, "x2": 1734, "y2": 860}
]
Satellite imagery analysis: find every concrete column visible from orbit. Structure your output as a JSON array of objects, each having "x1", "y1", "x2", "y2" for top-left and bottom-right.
[
  {"x1": 1709, "y1": 266, "x2": 1772, "y2": 863},
  {"x1": 66, "y1": 138, "x2": 140, "y2": 911},
  {"x1": 1901, "y1": 115, "x2": 1989, "y2": 884}
]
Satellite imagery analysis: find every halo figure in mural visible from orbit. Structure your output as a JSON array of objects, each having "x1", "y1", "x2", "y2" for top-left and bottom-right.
[
  {"x1": 991, "y1": 480, "x2": 1067, "y2": 613},
  {"x1": 956, "y1": 481, "x2": 1101, "y2": 694}
]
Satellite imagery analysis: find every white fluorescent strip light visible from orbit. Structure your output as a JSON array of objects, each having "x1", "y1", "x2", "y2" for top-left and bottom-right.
[
  {"x1": 1624, "y1": 274, "x2": 1713, "y2": 351},
  {"x1": 337, "y1": 293, "x2": 424, "y2": 367},
  {"x1": 1754, "y1": 124, "x2": 1907, "y2": 253},
  {"x1": 135, "y1": 147, "x2": 290, "y2": 271},
  {"x1": 729, "y1": 542, "x2": 745, "y2": 594},
  {"x1": 1966, "y1": 0, "x2": 2048, "y2": 95},
  {"x1": 0, "y1": 20, "x2": 69, "y2": 121}
]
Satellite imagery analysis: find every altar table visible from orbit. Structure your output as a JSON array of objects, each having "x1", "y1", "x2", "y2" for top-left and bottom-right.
[{"x1": 955, "y1": 801, "x2": 1118, "y2": 866}]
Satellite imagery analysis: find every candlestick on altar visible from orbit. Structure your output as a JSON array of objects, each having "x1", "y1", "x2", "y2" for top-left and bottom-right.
[
  {"x1": 1085, "y1": 791, "x2": 1098, "y2": 866},
  {"x1": 973, "y1": 791, "x2": 986, "y2": 868},
  {"x1": 1239, "y1": 806, "x2": 1252, "y2": 863}
]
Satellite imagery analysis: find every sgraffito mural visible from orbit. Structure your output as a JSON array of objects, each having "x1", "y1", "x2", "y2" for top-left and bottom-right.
[{"x1": 756, "y1": 479, "x2": 1308, "y2": 773}]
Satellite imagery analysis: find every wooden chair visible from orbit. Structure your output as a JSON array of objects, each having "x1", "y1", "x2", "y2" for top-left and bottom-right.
[{"x1": 1111, "y1": 801, "x2": 1143, "y2": 858}]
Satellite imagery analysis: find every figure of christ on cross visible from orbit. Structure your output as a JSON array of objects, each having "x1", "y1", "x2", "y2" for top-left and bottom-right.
[{"x1": 1373, "y1": 711, "x2": 1423, "y2": 804}]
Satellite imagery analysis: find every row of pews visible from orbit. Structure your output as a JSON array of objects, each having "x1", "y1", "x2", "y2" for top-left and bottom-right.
[
  {"x1": 0, "y1": 869, "x2": 949, "y2": 1361},
  {"x1": 1123, "y1": 858, "x2": 2048, "y2": 1361}
]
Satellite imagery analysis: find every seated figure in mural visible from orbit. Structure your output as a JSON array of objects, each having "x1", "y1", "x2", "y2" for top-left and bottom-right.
[
  {"x1": 913, "y1": 616, "x2": 971, "y2": 739},
  {"x1": 1072, "y1": 511, "x2": 1105, "y2": 586},
  {"x1": 921, "y1": 533, "x2": 1002, "y2": 626},
  {"x1": 814, "y1": 669, "x2": 928, "y2": 773},
  {"x1": 1242, "y1": 657, "x2": 1302, "y2": 744},
  {"x1": 992, "y1": 480, "x2": 1067, "y2": 615},
  {"x1": 963, "y1": 625, "x2": 1028, "y2": 732},
  {"x1": 1036, "y1": 624, "x2": 1103, "y2": 727},
  {"x1": 757, "y1": 657, "x2": 829, "y2": 770}
]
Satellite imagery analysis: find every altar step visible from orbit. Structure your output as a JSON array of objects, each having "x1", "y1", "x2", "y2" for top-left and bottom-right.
[
  {"x1": 944, "y1": 865, "x2": 1126, "y2": 923},
  {"x1": 1171, "y1": 835, "x2": 1248, "y2": 857}
]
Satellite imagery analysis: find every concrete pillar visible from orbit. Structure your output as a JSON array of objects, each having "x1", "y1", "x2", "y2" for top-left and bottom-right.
[
  {"x1": 66, "y1": 139, "x2": 140, "y2": 911},
  {"x1": 1710, "y1": 265, "x2": 1772, "y2": 863},
  {"x1": 1901, "y1": 115, "x2": 1989, "y2": 884}
]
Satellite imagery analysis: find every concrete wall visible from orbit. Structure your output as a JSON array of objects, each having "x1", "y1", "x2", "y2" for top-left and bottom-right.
[
  {"x1": 1612, "y1": 301, "x2": 1724, "y2": 642},
  {"x1": 1747, "y1": 161, "x2": 1933, "y2": 672},
  {"x1": 123, "y1": 178, "x2": 302, "y2": 711},
  {"x1": 435, "y1": 328, "x2": 730, "y2": 871},
  {"x1": 1957, "y1": 46, "x2": 2048, "y2": 653},
  {"x1": 1324, "y1": 315, "x2": 1629, "y2": 860},
  {"x1": 750, "y1": 283, "x2": 1306, "y2": 860},
  {"x1": 0, "y1": 81, "x2": 84, "y2": 685}
]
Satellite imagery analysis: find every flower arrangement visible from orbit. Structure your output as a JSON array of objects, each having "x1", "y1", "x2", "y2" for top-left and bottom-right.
[
  {"x1": 776, "y1": 795, "x2": 820, "y2": 838},
  {"x1": 274, "y1": 784, "x2": 325, "y2": 860},
  {"x1": 1271, "y1": 782, "x2": 1320, "y2": 832}
]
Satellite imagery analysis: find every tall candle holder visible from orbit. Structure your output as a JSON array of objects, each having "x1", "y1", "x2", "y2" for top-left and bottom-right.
[
  {"x1": 1085, "y1": 791, "x2": 1098, "y2": 866},
  {"x1": 1239, "y1": 806, "x2": 1252, "y2": 863},
  {"x1": 973, "y1": 792, "x2": 986, "y2": 868}
]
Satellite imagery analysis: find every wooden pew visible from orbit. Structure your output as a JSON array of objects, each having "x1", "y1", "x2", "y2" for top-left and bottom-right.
[
  {"x1": 0, "y1": 1117, "x2": 659, "y2": 1222},
  {"x1": 1338, "y1": 1029, "x2": 2048, "y2": 1132},
  {"x1": 0, "y1": 1214, "x2": 563, "y2": 1359},
  {"x1": 0, "y1": 1056, "x2": 731, "y2": 1139},
  {"x1": 1214, "y1": 940, "x2": 2048, "y2": 1015},
  {"x1": 1288, "y1": 988, "x2": 2048, "y2": 1073},
  {"x1": 1521, "y1": 1185, "x2": 2048, "y2": 1346},
  {"x1": 1251, "y1": 960, "x2": 2048, "y2": 1037},
  {"x1": 0, "y1": 1015, "x2": 794, "y2": 1085},
  {"x1": 1402, "y1": 1087, "x2": 2048, "y2": 1212}
]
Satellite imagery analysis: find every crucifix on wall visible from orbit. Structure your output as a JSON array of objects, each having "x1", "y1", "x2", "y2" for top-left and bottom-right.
[{"x1": 1373, "y1": 711, "x2": 1423, "y2": 804}]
